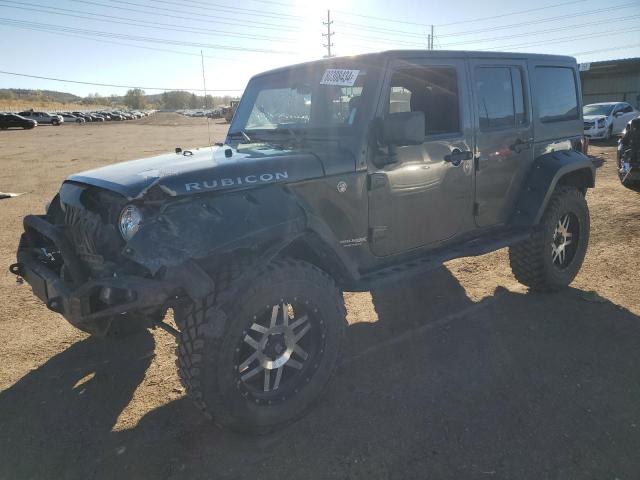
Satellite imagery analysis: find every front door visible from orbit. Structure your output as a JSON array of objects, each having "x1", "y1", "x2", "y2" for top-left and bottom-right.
[
  {"x1": 369, "y1": 59, "x2": 474, "y2": 257},
  {"x1": 470, "y1": 59, "x2": 533, "y2": 227},
  {"x1": 613, "y1": 103, "x2": 636, "y2": 134}
]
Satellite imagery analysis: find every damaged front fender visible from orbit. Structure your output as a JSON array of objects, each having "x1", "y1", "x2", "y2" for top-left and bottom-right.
[{"x1": 124, "y1": 185, "x2": 307, "y2": 273}]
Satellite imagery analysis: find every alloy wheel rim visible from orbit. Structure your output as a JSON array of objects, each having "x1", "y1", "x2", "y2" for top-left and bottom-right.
[
  {"x1": 551, "y1": 212, "x2": 579, "y2": 269},
  {"x1": 234, "y1": 300, "x2": 324, "y2": 404}
]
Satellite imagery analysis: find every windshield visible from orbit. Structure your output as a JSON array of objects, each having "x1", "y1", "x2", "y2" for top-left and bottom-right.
[
  {"x1": 583, "y1": 104, "x2": 615, "y2": 116},
  {"x1": 229, "y1": 65, "x2": 371, "y2": 137}
]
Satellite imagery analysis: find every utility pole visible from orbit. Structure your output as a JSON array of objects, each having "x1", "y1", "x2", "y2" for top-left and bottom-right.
[
  {"x1": 430, "y1": 25, "x2": 434, "y2": 50},
  {"x1": 322, "y1": 9, "x2": 334, "y2": 58}
]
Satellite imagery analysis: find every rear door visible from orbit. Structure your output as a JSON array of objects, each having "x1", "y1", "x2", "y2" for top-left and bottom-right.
[
  {"x1": 470, "y1": 59, "x2": 533, "y2": 227},
  {"x1": 368, "y1": 58, "x2": 474, "y2": 256}
]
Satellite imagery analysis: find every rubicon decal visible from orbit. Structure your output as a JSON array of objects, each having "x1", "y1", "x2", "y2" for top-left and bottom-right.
[{"x1": 185, "y1": 171, "x2": 289, "y2": 192}]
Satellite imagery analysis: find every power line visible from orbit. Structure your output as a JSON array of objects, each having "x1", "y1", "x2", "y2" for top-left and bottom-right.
[
  {"x1": 332, "y1": 0, "x2": 584, "y2": 28},
  {"x1": 0, "y1": 17, "x2": 297, "y2": 54},
  {"x1": 439, "y1": 14, "x2": 640, "y2": 47},
  {"x1": 102, "y1": 0, "x2": 293, "y2": 29},
  {"x1": 71, "y1": 0, "x2": 299, "y2": 32},
  {"x1": 0, "y1": 1, "x2": 298, "y2": 43},
  {"x1": 1, "y1": 22, "x2": 248, "y2": 63},
  {"x1": 438, "y1": 0, "x2": 586, "y2": 26},
  {"x1": 334, "y1": 2, "x2": 639, "y2": 41},
  {"x1": 340, "y1": 12, "x2": 640, "y2": 50},
  {"x1": 436, "y1": 2, "x2": 640, "y2": 38},
  {"x1": 482, "y1": 25, "x2": 640, "y2": 51},
  {"x1": 247, "y1": 0, "x2": 296, "y2": 6},
  {"x1": 149, "y1": 0, "x2": 304, "y2": 20},
  {"x1": 0, "y1": 70, "x2": 243, "y2": 92}
]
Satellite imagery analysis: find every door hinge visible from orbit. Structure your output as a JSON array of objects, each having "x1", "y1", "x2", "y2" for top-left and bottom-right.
[
  {"x1": 369, "y1": 226, "x2": 387, "y2": 242},
  {"x1": 368, "y1": 173, "x2": 387, "y2": 191},
  {"x1": 473, "y1": 202, "x2": 480, "y2": 216}
]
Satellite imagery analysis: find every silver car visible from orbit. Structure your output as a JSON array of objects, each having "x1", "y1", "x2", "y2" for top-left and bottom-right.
[{"x1": 18, "y1": 111, "x2": 64, "y2": 126}]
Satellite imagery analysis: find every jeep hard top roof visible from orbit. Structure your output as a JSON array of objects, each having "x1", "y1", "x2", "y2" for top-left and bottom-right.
[{"x1": 255, "y1": 50, "x2": 577, "y2": 78}]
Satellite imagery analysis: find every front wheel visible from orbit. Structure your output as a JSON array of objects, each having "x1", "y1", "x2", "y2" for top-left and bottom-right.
[
  {"x1": 509, "y1": 186, "x2": 590, "y2": 291},
  {"x1": 175, "y1": 259, "x2": 346, "y2": 433},
  {"x1": 606, "y1": 125, "x2": 613, "y2": 140}
]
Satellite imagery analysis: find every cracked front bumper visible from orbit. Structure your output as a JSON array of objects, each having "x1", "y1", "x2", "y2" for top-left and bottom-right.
[{"x1": 11, "y1": 215, "x2": 177, "y2": 335}]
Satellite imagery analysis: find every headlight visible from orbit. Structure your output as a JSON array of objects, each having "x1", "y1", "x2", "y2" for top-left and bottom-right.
[
  {"x1": 119, "y1": 205, "x2": 143, "y2": 241},
  {"x1": 597, "y1": 118, "x2": 606, "y2": 128}
]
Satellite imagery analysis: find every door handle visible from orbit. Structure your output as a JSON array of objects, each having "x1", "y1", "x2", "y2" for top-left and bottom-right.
[
  {"x1": 511, "y1": 138, "x2": 532, "y2": 153},
  {"x1": 444, "y1": 149, "x2": 473, "y2": 166}
]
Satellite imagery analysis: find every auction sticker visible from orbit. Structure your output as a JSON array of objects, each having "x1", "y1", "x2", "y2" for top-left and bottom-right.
[{"x1": 320, "y1": 69, "x2": 360, "y2": 86}]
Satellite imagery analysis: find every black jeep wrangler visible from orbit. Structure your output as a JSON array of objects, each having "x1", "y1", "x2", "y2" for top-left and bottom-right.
[
  {"x1": 12, "y1": 51, "x2": 595, "y2": 432},
  {"x1": 618, "y1": 115, "x2": 640, "y2": 191}
]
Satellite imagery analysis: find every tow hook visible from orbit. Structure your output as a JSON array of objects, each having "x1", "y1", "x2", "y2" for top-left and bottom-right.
[{"x1": 9, "y1": 263, "x2": 24, "y2": 284}]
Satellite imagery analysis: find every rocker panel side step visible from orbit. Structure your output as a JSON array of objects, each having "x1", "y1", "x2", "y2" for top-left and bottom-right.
[{"x1": 352, "y1": 227, "x2": 533, "y2": 291}]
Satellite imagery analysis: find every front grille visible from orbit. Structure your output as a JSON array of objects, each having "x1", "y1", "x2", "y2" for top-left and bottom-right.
[
  {"x1": 584, "y1": 121, "x2": 594, "y2": 129},
  {"x1": 63, "y1": 204, "x2": 106, "y2": 271}
]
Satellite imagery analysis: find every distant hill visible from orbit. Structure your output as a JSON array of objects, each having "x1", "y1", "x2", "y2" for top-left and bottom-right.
[
  {"x1": 0, "y1": 88, "x2": 240, "y2": 110},
  {"x1": 0, "y1": 88, "x2": 83, "y2": 103}
]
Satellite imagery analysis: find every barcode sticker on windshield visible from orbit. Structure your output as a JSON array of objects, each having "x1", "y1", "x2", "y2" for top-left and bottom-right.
[{"x1": 320, "y1": 69, "x2": 360, "y2": 86}]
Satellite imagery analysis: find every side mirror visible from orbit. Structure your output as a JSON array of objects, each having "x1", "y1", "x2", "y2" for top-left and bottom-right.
[
  {"x1": 615, "y1": 111, "x2": 624, "y2": 117},
  {"x1": 382, "y1": 111, "x2": 425, "y2": 147}
]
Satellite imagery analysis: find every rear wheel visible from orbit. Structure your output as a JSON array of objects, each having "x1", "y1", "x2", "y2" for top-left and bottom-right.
[
  {"x1": 509, "y1": 186, "x2": 590, "y2": 291},
  {"x1": 175, "y1": 259, "x2": 346, "y2": 433}
]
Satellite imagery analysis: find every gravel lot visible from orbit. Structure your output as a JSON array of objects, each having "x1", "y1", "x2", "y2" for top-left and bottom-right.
[{"x1": 1, "y1": 114, "x2": 639, "y2": 479}]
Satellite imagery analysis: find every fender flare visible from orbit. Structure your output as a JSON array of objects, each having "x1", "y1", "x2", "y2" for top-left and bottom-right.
[{"x1": 510, "y1": 150, "x2": 595, "y2": 227}]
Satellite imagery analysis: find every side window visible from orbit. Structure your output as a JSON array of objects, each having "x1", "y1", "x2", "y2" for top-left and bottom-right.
[
  {"x1": 622, "y1": 104, "x2": 633, "y2": 113},
  {"x1": 388, "y1": 66, "x2": 460, "y2": 136},
  {"x1": 475, "y1": 67, "x2": 527, "y2": 129},
  {"x1": 534, "y1": 67, "x2": 578, "y2": 123}
]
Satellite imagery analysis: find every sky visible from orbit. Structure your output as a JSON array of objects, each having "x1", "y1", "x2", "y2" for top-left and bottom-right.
[{"x1": 1, "y1": 0, "x2": 639, "y2": 97}]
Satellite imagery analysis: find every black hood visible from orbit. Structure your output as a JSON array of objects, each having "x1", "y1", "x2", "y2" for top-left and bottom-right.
[{"x1": 67, "y1": 144, "x2": 325, "y2": 200}]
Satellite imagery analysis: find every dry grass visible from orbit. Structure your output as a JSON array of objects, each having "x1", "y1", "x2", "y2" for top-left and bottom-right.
[{"x1": 0, "y1": 99, "x2": 113, "y2": 113}]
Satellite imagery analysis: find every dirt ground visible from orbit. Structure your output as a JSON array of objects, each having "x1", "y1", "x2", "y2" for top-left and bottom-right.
[{"x1": 1, "y1": 114, "x2": 639, "y2": 479}]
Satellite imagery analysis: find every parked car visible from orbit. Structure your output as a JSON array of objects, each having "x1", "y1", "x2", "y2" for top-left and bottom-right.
[
  {"x1": 0, "y1": 113, "x2": 37, "y2": 130},
  {"x1": 71, "y1": 112, "x2": 92, "y2": 122},
  {"x1": 93, "y1": 112, "x2": 111, "y2": 121},
  {"x1": 11, "y1": 50, "x2": 595, "y2": 433},
  {"x1": 617, "y1": 115, "x2": 640, "y2": 191},
  {"x1": 58, "y1": 113, "x2": 85, "y2": 124},
  {"x1": 583, "y1": 102, "x2": 639, "y2": 140},
  {"x1": 107, "y1": 111, "x2": 124, "y2": 121},
  {"x1": 18, "y1": 110, "x2": 63, "y2": 126}
]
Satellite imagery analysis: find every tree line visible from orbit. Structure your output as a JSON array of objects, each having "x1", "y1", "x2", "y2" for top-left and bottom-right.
[{"x1": 123, "y1": 89, "x2": 239, "y2": 110}]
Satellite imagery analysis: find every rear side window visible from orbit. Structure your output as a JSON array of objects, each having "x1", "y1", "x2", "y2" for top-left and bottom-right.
[
  {"x1": 534, "y1": 67, "x2": 578, "y2": 123},
  {"x1": 475, "y1": 67, "x2": 527, "y2": 129}
]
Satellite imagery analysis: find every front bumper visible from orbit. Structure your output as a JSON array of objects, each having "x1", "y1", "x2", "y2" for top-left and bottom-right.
[
  {"x1": 11, "y1": 215, "x2": 177, "y2": 335},
  {"x1": 584, "y1": 126, "x2": 608, "y2": 139}
]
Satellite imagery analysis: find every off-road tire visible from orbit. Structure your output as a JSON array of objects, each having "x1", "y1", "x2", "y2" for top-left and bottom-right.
[
  {"x1": 175, "y1": 258, "x2": 346, "y2": 433},
  {"x1": 509, "y1": 186, "x2": 589, "y2": 291}
]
